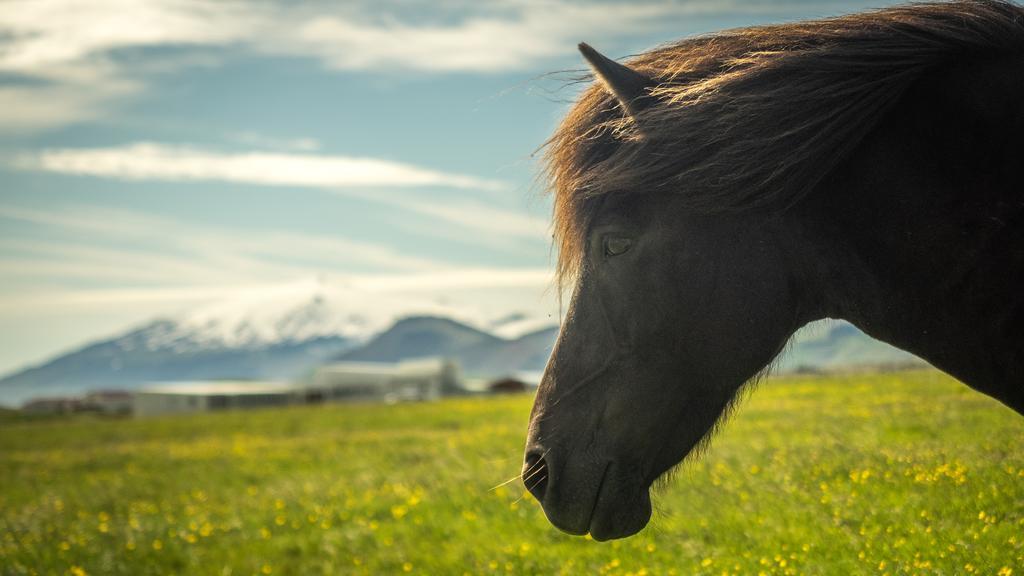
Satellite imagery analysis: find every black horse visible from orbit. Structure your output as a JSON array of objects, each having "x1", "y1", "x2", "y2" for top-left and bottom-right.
[{"x1": 523, "y1": 0, "x2": 1024, "y2": 541}]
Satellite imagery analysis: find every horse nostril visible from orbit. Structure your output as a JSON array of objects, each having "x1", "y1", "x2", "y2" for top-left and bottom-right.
[{"x1": 523, "y1": 451, "x2": 550, "y2": 502}]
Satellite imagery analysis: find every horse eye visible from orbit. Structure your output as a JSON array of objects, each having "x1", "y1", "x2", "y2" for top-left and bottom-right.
[{"x1": 603, "y1": 237, "x2": 632, "y2": 257}]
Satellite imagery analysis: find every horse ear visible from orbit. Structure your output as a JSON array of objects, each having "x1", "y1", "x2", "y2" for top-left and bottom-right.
[{"x1": 578, "y1": 42, "x2": 655, "y2": 120}]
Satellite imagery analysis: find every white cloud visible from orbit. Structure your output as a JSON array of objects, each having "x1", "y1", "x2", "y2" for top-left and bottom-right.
[
  {"x1": 0, "y1": 0, "x2": 687, "y2": 132},
  {"x1": 13, "y1": 142, "x2": 507, "y2": 191},
  {"x1": 229, "y1": 132, "x2": 321, "y2": 152},
  {"x1": 1, "y1": 0, "x2": 825, "y2": 75},
  {"x1": 0, "y1": 203, "x2": 554, "y2": 306},
  {"x1": 0, "y1": 0, "x2": 255, "y2": 132},
  {"x1": 0, "y1": 268, "x2": 555, "y2": 312},
  {"x1": 0, "y1": 55, "x2": 141, "y2": 133},
  {"x1": 287, "y1": 2, "x2": 675, "y2": 73},
  {"x1": 395, "y1": 196, "x2": 549, "y2": 241},
  {"x1": 0, "y1": 0, "x2": 672, "y2": 74},
  {"x1": 354, "y1": 267, "x2": 552, "y2": 292},
  {"x1": 0, "y1": 0, "x2": 254, "y2": 72},
  {"x1": 0, "y1": 203, "x2": 449, "y2": 286},
  {"x1": 0, "y1": 202, "x2": 557, "y2": 375},
  {"x1": 10, "y1": 142, "x2": 550, "y2": 242},
  {"x1": 0, "y1": 200, "x2": 556, "y2": 307},
  {"x1": 0, "y1": 79, "x2": 137, "y2": 134}
]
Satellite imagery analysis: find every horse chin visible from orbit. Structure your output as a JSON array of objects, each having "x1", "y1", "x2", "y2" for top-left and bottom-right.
[
  {"x1": 540, "y1": 460, "x2": 654, "y2": 541},
  {"x1": 587, "y1": 483, "x2": 653, "y2": 541}
]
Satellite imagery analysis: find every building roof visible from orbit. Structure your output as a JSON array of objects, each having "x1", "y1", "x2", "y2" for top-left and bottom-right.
[
  {"x1": 317, "y1": 357, "x2": 455, "y2": 377},
  {"x1": 85, "y1": 390, "x2": 133, "y2": 399},
  {"x1": 23, "y1": 397, "x2": 81, "y2": 406},
  {"x1": 137, "y1": 381, "x2": 300, "y2": 396},
  {"x1": 317, "y1": 362, "x2": 405, "y2": 375}
]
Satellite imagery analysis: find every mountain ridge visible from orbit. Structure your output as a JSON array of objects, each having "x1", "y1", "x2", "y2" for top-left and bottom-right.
[
  {"x1": 0, "y1": 278, "x2": 558, "y2": 405},
  {"x1": 335, "y1": 316, "x2": 557, "y2": 376}
]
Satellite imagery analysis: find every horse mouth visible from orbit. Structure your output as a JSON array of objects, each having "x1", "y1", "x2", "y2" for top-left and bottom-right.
[
  {"x1": 586, "y1": 462, "x2": 612, "y2": 536},
  {"x1": 587, "y1": 469, "x2": 653, "y2": 541},
  {"x1": 537, "y1": 459, "x2": 653, "y2": 541}
]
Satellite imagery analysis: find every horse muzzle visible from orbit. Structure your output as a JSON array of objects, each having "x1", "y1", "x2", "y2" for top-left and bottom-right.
[{"x1": 522, "y1": 446, "x2": 652, "y2": 540}]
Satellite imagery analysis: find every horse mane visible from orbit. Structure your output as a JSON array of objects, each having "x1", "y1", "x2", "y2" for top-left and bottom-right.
[{"x1": 546, "y1": 0, "x2": 1024, "y2": 286}]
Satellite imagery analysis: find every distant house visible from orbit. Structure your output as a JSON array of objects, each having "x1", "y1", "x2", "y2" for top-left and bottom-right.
[
  {"x1": 311, "y1": 358, "x2": 460, "y2": 403},
  {"x1": 22, "y1": 397, "x2": 82, "y2": 414},
  {"x1": 133, "y1": 381, "x2": 302, "y2": 417},
  {"x1": 488, "y1": 377, "x2": 530, "y2": 394},
  {"x1": 83, "y1": 390, "x2": 134, "y2": 415}
]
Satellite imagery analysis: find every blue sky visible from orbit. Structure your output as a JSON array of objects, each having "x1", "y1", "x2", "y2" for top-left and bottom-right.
[{"x1": 0, "y1": 0, "x2": 894, "y2": 375}]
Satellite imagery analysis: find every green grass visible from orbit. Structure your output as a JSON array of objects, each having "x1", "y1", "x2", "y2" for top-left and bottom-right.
[{"x1": 1, "y1": 370, "x2": 1022, "y2": 575}]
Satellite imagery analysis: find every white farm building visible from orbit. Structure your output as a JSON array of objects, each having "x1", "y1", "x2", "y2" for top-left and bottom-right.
[
  {"x1": 133, "y1": 381, "x2": 303, "y2": 417},
  {"x1": 311, "y1": 358, "x2": 460, "y2": 403}
]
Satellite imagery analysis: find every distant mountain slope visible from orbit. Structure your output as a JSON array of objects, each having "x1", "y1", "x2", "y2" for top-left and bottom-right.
[
  {"x1": 0, "y1": 278, "x2": 472, "y2": 406},
  {"x1": 0, "y1": 321, "x2": 355, "y2": 406},
  {"x1": 336, "y1": 316, "x2": 501, "y2": 363},
  {"x1": 337, "y1": 317, "x2": 920, "y2": 379},
  {"x1": 777, "y1": 322, "x2": 924, "y2": 371},
  {"x1": 336, "y1": 317, "x2": 558, "y2": 376},
  {"x1": 462, "y1": 326, "x2": 559, "y2": 374}
]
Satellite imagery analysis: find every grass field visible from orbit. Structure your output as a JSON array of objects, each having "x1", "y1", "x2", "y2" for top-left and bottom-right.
[{"x1": 2, "y1": 370, "x2": 1023, "y2": 575}]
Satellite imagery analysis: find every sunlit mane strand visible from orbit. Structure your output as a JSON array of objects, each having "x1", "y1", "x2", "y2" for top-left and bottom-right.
[{"x1": 544, "y1": 0, "x2": 1024, "y2": 288}]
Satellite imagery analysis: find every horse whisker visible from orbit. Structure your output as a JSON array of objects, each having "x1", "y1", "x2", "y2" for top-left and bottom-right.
[
  {"x1": 490, "y1": 447, "x2": 551, "y2": 494},
  {"x1": 489, "y1": 474, "x2": 525, "y2": 492},
  {"x1": 521, "y1": 462, "x2": 548, "y2": 484},
  {"x1": 514, "y1": 473, "x2": 548, "y2": 504}
]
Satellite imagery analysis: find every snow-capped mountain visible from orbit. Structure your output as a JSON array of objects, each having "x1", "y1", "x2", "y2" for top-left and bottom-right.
[
  {"x1": 118, "y1": 277, "x2": 473, "y2": 353},
  {"x1": 0, "y1": 277, "x2": 558, "y2": 406}
]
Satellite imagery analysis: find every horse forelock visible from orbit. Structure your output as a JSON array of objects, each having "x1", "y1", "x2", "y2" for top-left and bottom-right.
[{"x1": 543, "y1": 0, "x2": 1024, "y2": 288}]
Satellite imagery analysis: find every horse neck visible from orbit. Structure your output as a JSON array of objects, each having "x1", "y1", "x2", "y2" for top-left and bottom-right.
[{"x1": 802, "y1": 56, "x2": 1024, "y2": 414}]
